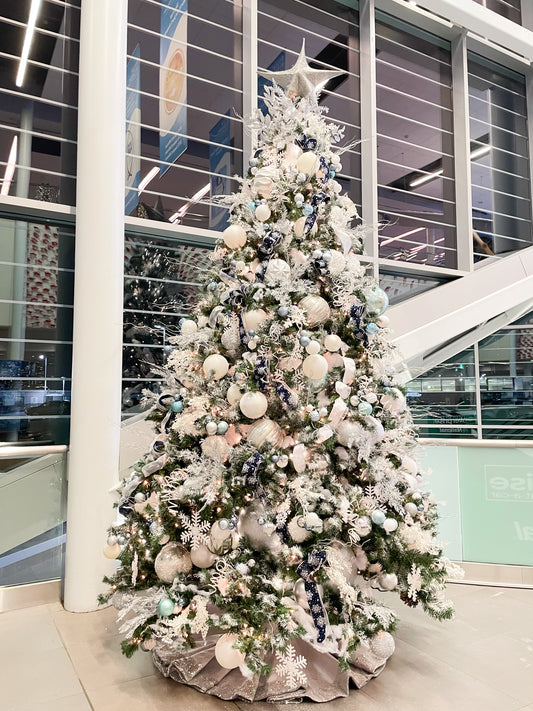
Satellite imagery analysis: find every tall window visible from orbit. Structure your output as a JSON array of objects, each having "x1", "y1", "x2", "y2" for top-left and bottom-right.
[
  {"x1": 258, "y1": 0, "x2": 361, "y2": 210},
  {"x1": 472, "y1": 0, "x2": 521, "y2": 24},
  {"x1": 376, "y1": 14, "x2": 456, "y2": 268},
  {"x1": 468, "y1": 54, "x2": 532, "y2": 259},
  {"x1": 126, "y1": 0, "x2": 243, "y2": 229}
]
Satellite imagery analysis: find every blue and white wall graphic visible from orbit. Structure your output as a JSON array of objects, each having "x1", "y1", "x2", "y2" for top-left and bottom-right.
[
  {"x1": 125, "y1": 44, "x2": 141, "y2": 215},
  {"x1": 209, "y1": 113, "x2": 231, "y2": 231},
  {"x1": 258, "y1": 51, "x2": 286, "y2": 115},
  {"x1": 160, "y1": 0, "x2": 188, "y2": 177}
]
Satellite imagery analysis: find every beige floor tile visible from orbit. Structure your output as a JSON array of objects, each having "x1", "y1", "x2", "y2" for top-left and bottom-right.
[
  {"x1": 87, "y1": 674, "x2": 240, "y2": 711},
  {"x1": 0, "y1": 604, "x2": 64, "y2": 658},
  {"x1": 50, "y1": 603, "x2": 119, "y2": 646},
  {"x1": 3, "y1": 646, "x2": 84, "y2": 709},
  {"x1": 8, "y1": 691, "x2": 92, "y2": 711},
  {"x1": 66, "y1": 632, "x2": 156, "y2": 691}
]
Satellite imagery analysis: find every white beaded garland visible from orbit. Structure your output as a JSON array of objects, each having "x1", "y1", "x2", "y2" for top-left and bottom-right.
[
  {"x1": 302, "y1": 354, "x2": 329, "y2": 380},
  {"x1": 222, "y1": 224, "x2": 247, "y2": 249},
  {"x1": 239, "y1": 391, "x2": 268, "y2": 419},
  {"x1": 203, "y1": 354, "x2": 229, "y2": 380}
]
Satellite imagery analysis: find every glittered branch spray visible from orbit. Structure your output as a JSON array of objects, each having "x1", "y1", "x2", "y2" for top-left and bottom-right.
[{"x1": 101, "y1": 40, "x2": 461, "y2": 703}]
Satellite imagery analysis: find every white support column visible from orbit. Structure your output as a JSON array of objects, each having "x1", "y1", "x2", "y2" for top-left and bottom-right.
[
  {"x1": 359, "y1": 0, "x2": 379, "y2": 275},
  {"x1": 242, "y1": 0, "x2": 258, "y2": 167},
  {"x1": 64, "y1": 0, "x2": 127, "y2": 612},
  {"x1": 451, "y1": 32, "x2": 474, "y2": 273}
]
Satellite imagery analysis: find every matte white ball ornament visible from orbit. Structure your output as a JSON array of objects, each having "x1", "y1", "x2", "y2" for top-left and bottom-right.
[
  {"x1": 306, "y1": 340, "x2": 321, "y2": 355},
  {"x1": 239, "y1": 391, "x2": 268, "y2": 419},
  {"x1": 206, "y1": 421, "x2": 218, "y2": 435},
  {"x1": 369, "y1": 631, "x2": 396, "y2": 660},
  {"x1": 180, "y1": 319, "x2": 197, "y2": 335},
  {"x1": 383, "y1": 518, "x2": 399, "y2": 533},
  {"x1": 226, "y1": 383, "x2": 244, "y2": 405},
  {"x1": 242, "y1": 309, "x2": 269, "y2": 333},
  {"x1": 203, "y1": 354, "x2": 229, "y2": 380},
  {"x1": 405, "y1": 502, "x2": 418, "y2": 516},
  {"x1": 215, "y1": 633, "x2": 246, "y2": 669},
  {"x1": 296, "y1": 151, "x2": 318, "y2": 174},
  {"x1": 154, "y1": 542, "x2": 192, "y2": 581},
  {"x1": 247, "y1": 418, "x2": 284, "y2": 448},
  {"x1": 264, "y1": 258, "x2": 290, "y2": 285},
  {"x1": 302, "y1": 354, "x2": 328, "y2": 380},
  {"x1": 324, "y1": 334, "x2": 342, "y2": 352},
  {"x1": 378, "y1": 572, "x2": 398, "y2": 591},
  {"x1": 222, "y1": 224, "x2": 247, "y2": 249},
  {"x1": 255, "y1": 203, "x2": 271, "y2": 222},
  {"x1": 103, "y1": 543, "x2": 122, "y2": 559},
  {"x1": 191, "y1": 544, "x2": 217, "y2": 568},
  {"x1": 288, "y1": 516, "x2": 311, "y2": 543},
  {"x1": 299, "y1": 295, "x2": 331, "y2": 326},
  {"x1": 377, "y1": 315, "x2": 390, "y2": 328}
]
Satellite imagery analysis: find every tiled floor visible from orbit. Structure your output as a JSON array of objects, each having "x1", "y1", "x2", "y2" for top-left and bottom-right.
[{"x1": 2, "y1": 583, "x2": 533, "y2": 710}]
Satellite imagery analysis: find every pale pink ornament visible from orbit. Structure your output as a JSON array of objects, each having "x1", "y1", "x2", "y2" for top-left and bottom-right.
[
  {"x1": 291, "y1": 443, "x2": 307, "y2": 473},
  {"x1": 290, "y1": 247, "x2": 307, "y2": 265},
  {"x1": 279, "y1": 356, "x2": 302, "y2": 371},
  {"x1": 284, "y1": 142, "x2": 302, "y2": 164},
  {"x1": 190, "y1": 543, "x2": 216, "y2": 568}
]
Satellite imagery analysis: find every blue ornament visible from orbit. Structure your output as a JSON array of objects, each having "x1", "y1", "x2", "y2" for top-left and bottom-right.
[
  {"x1": 207, "y1": 281, "x2": 217, "y2": 291},
  {"x1": 158, "y1": 598, "x2": 175, "y2": 617},
  {"x1": 249, "y1": 157, "x2": 258, "y2": 167},
  {"x1": 297, "y1": 172, "x2": 306, "y2": 183},
  {"x1": 171, "y1": 400, "x2": 183, "y2": 413},
  {"x1": 366, "y1": 287, "x2": 389, "y2": 316},
  {"x1": 248, "y1": 329, "x2": 256, "y2": 337},
  {"x1": 300, "y1": 336, "x2": 311, "y2": 347},
  {"x1": 371, "y1": 509, "x2": 386, "y2": 525},
  {"x1": 278, "y1": 306, "x2": 290, "y2": 318},
  {"x1": 178, "y1": 318, "x2": 185, "y2": 327},
  {"x1": 366, "y1": 322, "x2": 379, "y2": 335},
  {"x1": 357, "y1": 401, "x2": 373, "y2": 416},
  {"x1": 247, "y1": 201, "x2": 256, "y2": 211},
  {"x1": 302, "y1": 204, "x2": 314, "y2": 216},
  {"x1": 417, "y1": 504, "x2": 425, "y2": 512},
  {"x1": 329, "y1": 169, "x2": 336, "y2": 178},
  {"x1": 217, "y1": 421, "x2": 229, "y2": 435},
  {"x1": 271, "y1": 454, "x2": 279, "y2": 463}
]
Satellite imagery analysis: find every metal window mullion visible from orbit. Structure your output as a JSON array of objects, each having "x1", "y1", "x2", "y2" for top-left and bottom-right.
[
  {"x1": 451, "y1": 32, "x2": 473, "y2": 273},
  {"x1": 360, "y1": 0, "x2": 378, "y2": 272},
  {"x1": 474, "y1": 341, "x2": 483, "y2": 439},
  {"x1": 242, "y1": 0, "x2": 258, "y2": 168},
  {"x1": 525, "y1": 67, "x2": 533, "y2": 243}
]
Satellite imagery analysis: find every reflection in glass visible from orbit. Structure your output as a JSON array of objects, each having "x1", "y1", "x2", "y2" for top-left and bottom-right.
[
  {"x1": 258, "y1": 0, "x2": 361, "y2": 210},
  {"x1": 379, "y1": 270, "x2": 449, "y2": 305},
  {"x1": 376, "y1": 13, "x2": 456, "y2": 268},
  {"x1": 468, "y1": 54, "x2": 532, "y2": 260},
  {"x1": 0, "y1": 219, "x2": 74, "y2": 444},
  {"x1": 472, "y1": 0, "x2": 521, "y2": 24}
]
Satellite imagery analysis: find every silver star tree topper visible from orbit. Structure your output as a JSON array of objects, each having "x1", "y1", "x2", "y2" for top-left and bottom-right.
[{"x1": 258, "y1": 39, "x2": 343, "y2": 99}]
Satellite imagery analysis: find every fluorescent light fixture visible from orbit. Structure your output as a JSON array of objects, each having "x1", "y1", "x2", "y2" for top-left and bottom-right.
[
  {"x1": 170, "y1": 183, "x2": 210, "y2": 223},
  {"x1": 381, "y1": 226, "x2": 425, "y2": 247},
  {"x1": 16, "y1": 0, "x2": 43, "y2": 87},
  {"x1": 410, "y1": 168, "x2": 443, "y2": 188},
  {"x1": 1, "y1": 136, "x2": 18, "y2": 196},
  {"x1": 138, "y1": 166, "x2": 160, "y2": 195},
  {"x1": 470, "y1": 144, "x2": 491, "y2": 160}
]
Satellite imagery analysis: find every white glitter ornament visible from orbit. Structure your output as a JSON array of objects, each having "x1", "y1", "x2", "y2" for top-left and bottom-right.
[
  {"x1": 215, "y1": 633, "x2": 246, "y2": 669},
  {"x1": 324, "y1": 334, "x2": 342, "y2": 351},
  {"x1": 299, "y1": 295, "x2": 331, "y2": 326},
  {"x1": 378, "y1": 572, "x2": 398, "y2": 590},
  {"x1": 242, "y1": 308, "x2": 269, "y2": 333},
  {"x1": 154, "y1": 542, "x2": 192, "y2": 582},
  {"x1": 284, "y1": 143, "x2": 302, "y2": 164},
  {"x1": 302, "y1": 354, "x2": 328, "y2": 380},
  {"x1": 239, "y1": 503, "x2": 282, "y2": 551},
  {"x1": 180, "y1": 319, "x2": 197, "y2": 335},
  {"x1": 253, "y1": 166, "x2": 278, "y2": 197},
  {"x1": 405, "y1": 502, "x2": 418, "y2": 516},
  {"x1": 327, "y1": 250, "x2": 346, "y2": 275},
  {"x1": 247, "y1": 418, "x2": 284, "y2": 448},
  {"x1": 190, "y1": 544, "x2": 216, "y2": 568},
  {"x1": 369, "y1": 631, "x2": 395, "y2": 659},
  {"x1": 103, "y1": 543, "x2": 121, "y2": 559},
  {"x1": 296, "y1": 151, "x2": 318, "y2": 174},
  {"x1": 255, "y1": 203, "x2": 271, "y2": 222},
  {"x1": 239, "y1": 391, "x2": 268, "y2": 419},
  {"x1": 203, "y1": 354, "x2": 229, "y2": 380},
  {"x1": 288, "y1": 515, "x2": 311, "y2": 543},
  {"x1": 264, "y1": 258, "x2": 290, "y2": 284},
  {"x1": 201, "y1": 435, "x2": 231, "y2": 462},
  {"x1": 353, "y1": 516, "x2": 372, "y2": 536},
  {"x1": 336, "y1": 420, "x2": 364, "y2": 447},
  {"x1": 222, "y1": 224, "x2": 247, "y2": 249},
  {"x1": 226, "y1": 383, "x2": 244, "y2": 405}
]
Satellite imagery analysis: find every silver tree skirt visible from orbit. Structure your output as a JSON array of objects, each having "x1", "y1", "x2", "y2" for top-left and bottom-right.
[{"x1": 152, "y1": 634, "x2": 389, "y2": 703}]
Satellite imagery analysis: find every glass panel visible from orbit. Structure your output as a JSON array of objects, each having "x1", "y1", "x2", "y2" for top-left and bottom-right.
[
  {"x1": 0, "y1": 451, "x2": 66, "y2": 586},
  {"x1": 379, "y1": 270, "x2": 449, "y2": 305},
  {"x1": 376, "y1": 13, "x2": 456, "y2": 268},
  {"x1": 0, "y1": 1, "x2": 80, "y2": 206},
  {"x1": 126, "y1": 0, "x2": 243, "y2": 229},
  {"x1": 468, "y1": 54, "x2": 532, "y2": 261},
  {"x1": 122, "y1": 232, "x2": 212, "y2": 415},
  {"x1": 472, "y1": 0, "x2": 521, "y2": 24},
  {"x1": 0, "y1": 218, "x2": 74, "y2": 444},
  {"x1": 258, "y1": 0, "x2": 361, "y2": 210}
]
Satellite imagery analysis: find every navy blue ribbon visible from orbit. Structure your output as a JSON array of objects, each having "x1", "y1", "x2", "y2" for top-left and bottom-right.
[
  {"x1": 297, "y1": 550, "x2": 328, "y2": 643},
  {"x1": 318, "y1": 156, "x2": 330, "y2": 184},
  {"x1": 350, "y1": 304, "x2": 368, "y2": 346},
  {"x1": 277, "y1": 382, "x2": 298, "y2": 409},
  {"x1": 258, "y1": 230, "x2": 283, "y2": 259},
  {"x1": 254, "y1": 358, "x2": 269, "y2": 392},
  {"x1": 297, "y1": 134, "x2": 318, "y2": 151},
  {"x1": 242, "y1": 452, "x2": 265, "y2": 488},
  {"x1": 304, "y1": 192, "x2": 330, "y2": 236}
]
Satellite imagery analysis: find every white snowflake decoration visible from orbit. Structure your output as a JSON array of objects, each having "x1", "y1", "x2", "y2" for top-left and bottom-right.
[
  {"x1": 275, "y1": 644, "x2": 308, "y2": 688},
  {"x1": 179, "y1": 510, "x2": 210, "y2": 549},
  {"x1": 407, "y1": 564, "x2": 423, "y2": 601}
]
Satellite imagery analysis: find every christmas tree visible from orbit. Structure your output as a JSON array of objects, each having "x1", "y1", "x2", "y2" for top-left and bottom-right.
[{"x1": 101, "y1": 44, "x2": 459, "y2": 702}]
